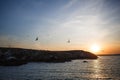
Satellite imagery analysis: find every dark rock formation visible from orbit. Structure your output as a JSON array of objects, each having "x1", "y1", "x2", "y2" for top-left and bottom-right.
[{"x1": 0, "y1": 47, "x2": 98, "y2": 66}]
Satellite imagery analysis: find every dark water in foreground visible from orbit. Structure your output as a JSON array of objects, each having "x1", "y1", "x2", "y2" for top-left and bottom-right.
[{"x1": 0, "y1": 56, "x2": 120, "y2": 80}]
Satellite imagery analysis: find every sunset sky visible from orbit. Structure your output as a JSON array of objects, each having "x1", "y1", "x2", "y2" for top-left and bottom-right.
[{"x1": 0, "y1": 0, "x2": 120, "y2": 54}]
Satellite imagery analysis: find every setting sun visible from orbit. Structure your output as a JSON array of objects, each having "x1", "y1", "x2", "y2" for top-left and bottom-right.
[{"x1": 90, "y1": 44, "x2": 101, "y2": 53}]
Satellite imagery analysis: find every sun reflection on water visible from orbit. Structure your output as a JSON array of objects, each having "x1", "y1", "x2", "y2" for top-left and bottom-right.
[{"x1": 92, "y1": 59, "x2": 104, "y2": 79}]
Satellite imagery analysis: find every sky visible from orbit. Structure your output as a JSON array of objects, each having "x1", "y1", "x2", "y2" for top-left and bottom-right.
[{"x1": 0, "y1": 0, "x2": 120, "y2": 54}]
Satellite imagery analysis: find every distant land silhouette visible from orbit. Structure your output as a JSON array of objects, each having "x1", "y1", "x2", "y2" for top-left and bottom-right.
[
  {"x1": 98, "y1": 54, "x2": 120, "y2": 56},
  {"x1": 0, "y1": 47, "x2": 98, "y2": 66}
]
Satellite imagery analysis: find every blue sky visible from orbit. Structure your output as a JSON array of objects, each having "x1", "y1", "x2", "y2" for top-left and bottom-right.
[{"x1": 0, "y1": 0, "x2": 120, "y2": 53}]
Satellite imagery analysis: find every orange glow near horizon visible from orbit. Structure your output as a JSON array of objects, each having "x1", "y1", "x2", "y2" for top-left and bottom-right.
[
  {"x1": 7, "y1": 42, "x2": 120, "y2": 55},
  {"x1": 90, "y1": 44, "x2": 101, "y2": 54}
]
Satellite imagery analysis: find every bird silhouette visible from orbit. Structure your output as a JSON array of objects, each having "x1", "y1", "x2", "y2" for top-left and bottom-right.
[
  {"x1": 35, "y1": 37, "x2": 38, "y2": 41},
  {"x1": 67, "y1": 39, "x2": 70, "y2": 43}
]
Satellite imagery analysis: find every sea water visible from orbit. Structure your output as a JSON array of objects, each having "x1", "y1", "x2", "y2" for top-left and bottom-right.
[{"x1": 0, "y1": 56, "x2": 120, "y2": 80}]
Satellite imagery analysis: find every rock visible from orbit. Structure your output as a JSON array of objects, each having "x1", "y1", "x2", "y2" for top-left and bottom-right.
[{"x1": 0, "y1": 47, "x2": 98, "y2": 66}]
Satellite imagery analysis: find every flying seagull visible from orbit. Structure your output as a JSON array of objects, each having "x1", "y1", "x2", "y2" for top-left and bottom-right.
[
  {"x1": 67, "y1": 39, "x2": 70, "y2": 43},
  {"x1": 35, "y1": 37, "x2": 38, "y2": 41}
]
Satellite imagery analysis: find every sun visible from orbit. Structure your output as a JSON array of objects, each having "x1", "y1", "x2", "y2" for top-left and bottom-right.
[{"x1": 90, "y1": 44, "x2": 101, "y2": 53}]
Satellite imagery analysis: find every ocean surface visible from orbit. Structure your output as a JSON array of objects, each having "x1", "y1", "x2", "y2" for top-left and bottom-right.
[{"x1": 0, "y1": 56, "x2": 120, "y2": 80}]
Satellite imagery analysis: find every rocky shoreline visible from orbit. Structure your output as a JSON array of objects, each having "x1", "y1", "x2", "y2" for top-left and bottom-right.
[{"x1": 0, "y1": 47, "x2": 98, "y2": 66}]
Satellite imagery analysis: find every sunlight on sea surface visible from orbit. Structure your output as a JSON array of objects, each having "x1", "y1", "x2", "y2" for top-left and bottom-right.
[{"x1": 0, "y1": 56, "x2": 120, "y2": 80}]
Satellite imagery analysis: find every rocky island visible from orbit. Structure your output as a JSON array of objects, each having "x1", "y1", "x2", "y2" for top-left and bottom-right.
[{"x1": 0, "y1": 47, "x2": 98, "y2": 66}]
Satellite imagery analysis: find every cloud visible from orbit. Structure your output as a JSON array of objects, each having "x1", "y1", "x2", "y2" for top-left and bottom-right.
[{"x1": 60, "y1": 0, "x2": 78, "y2": 11}]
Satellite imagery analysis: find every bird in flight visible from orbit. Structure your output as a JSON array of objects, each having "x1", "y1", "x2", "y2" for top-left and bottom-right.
[
  {"x1": 67, "y1": 39, "x2": 70, "y2": 43},
  {"x1": 35, "y1": 37, "x2": 38, "y2": 41}
]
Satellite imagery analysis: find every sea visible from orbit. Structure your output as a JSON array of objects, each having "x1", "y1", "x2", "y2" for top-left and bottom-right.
[{"x1": 0, "y1": 56, "x2": 120, "y2": 80}]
